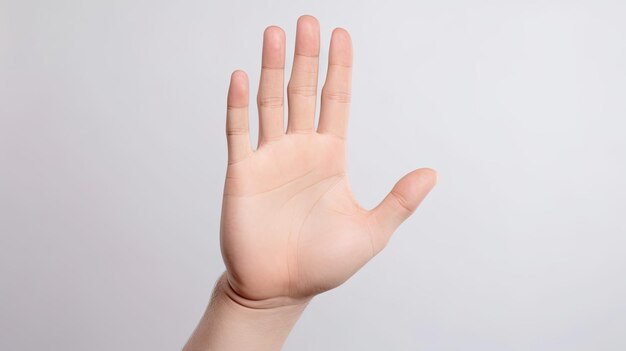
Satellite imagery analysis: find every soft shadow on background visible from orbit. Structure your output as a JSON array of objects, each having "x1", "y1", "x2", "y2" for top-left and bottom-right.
[{"x1": 1, "y1": 0, "x2": 625, "y2": 350}]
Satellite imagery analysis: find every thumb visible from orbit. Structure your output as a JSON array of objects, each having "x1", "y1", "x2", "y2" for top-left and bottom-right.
[{"x1": 368, "y1": 168, "x2": 437, "y2": 252}]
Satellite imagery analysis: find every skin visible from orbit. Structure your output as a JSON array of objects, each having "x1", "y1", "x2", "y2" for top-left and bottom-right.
[{"x1": 183, "y1": 15, "x2": 437, "y2": 350}]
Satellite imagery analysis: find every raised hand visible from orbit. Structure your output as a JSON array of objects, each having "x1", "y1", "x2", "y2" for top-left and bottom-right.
[
  {"x1": 220, "y1": 15, "x2": 437, "y2": 308},
  {"x1": 184, "y1": 15, "x2": 437, "y2": 351}
]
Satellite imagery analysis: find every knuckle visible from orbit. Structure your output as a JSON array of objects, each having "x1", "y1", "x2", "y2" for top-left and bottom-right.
[
  {"x1": 323, "y1": 90, "x2": 351, "y2": 103},
  {"x1": 227, "y1": 105, "x2": 246, "y2": 112},
  {"x1": 226, "y1": 128, "x2": 248, "y2": 136},
  {"x1": 257, "y1": 96, "x2": 283, "y2": 108},
  {"x1": 389, "y1": 190, "x2": 414, "y2": 215},
  {"x1": 288, "y1": 84, "x2": 317, "y2": 97}
]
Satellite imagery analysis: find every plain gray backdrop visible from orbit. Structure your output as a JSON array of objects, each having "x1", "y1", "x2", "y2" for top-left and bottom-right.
[{"x1": 1, "y1": 0, "x2": 625, "y2": 350}]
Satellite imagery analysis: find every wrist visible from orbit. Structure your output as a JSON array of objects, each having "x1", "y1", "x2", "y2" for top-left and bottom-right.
[
  {"x1": 218, "y1": 272, "x2": 313, "y2": 310},
  {"x1": 183, "y1": 273, "x2": 310, "y2": 351}
]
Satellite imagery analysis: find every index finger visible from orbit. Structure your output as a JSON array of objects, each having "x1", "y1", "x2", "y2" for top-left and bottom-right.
[{"x1": 317, "y1": 28, "x2": 352, "y2": 140}]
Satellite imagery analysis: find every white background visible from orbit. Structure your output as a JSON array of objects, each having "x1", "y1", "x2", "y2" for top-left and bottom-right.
[{"x1": 1, "y1": 0, "x2": 625, "y2": 350}]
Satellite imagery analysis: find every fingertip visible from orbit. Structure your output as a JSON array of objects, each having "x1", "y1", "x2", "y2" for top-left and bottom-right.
[
  {"x1": 332, "y1": 27, "x2": 352, "y2": 44},
  {"x1": 405, "y1": 168, "x2": 438, "y2": 193},
  {"x1": 264, "y1": 25, "x2": 286, "y2": 43},
  {"x1": 264, "y1": 25, "x2": 284, "y2": 34},
  {"x1": 329, "y1": 28, "x2": 352, "y2": 66},
  {"x1": 231, "y1": 69, "x2": 248, "y2": 83},
  {"x1": 228, "y1": 70, "x2": 249, "y2": 107},
  {"x1": 262, "y1": 26, "x2": 286, "y2": 68},
  {"x1": 414, "y1": 167, "x2": 438, "y2": 187},
  {"x1": 390, "y1": 168, "x2": 437, "y2": 212},
  {"x1": 298, "y1": 14, "x2": 320, "y2": 28},
  {"x1": 296, "y1": 15, "x2": 320, "y2": 55}
]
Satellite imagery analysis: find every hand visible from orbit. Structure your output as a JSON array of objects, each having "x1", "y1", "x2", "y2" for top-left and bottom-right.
[
  {"x1": 184, "y1": 15, "x2": 437, "y2": 351},
  {"x1": 221, "y1": 15, "x2": 437, "y2": 308}
]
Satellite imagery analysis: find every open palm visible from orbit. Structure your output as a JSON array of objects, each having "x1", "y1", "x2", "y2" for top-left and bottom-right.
[{"x1": 220, "y1": 16, "x2": 436, "y2": 307}]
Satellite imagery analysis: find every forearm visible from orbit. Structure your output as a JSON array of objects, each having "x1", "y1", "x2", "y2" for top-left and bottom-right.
[{"x1": 183, "y1": 273, "x2": 309, "y2": 351}]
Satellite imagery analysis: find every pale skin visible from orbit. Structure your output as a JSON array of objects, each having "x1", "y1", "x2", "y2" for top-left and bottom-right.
[{"x1": 183, "y1": 15, "x2": 437, "y2": 350}]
